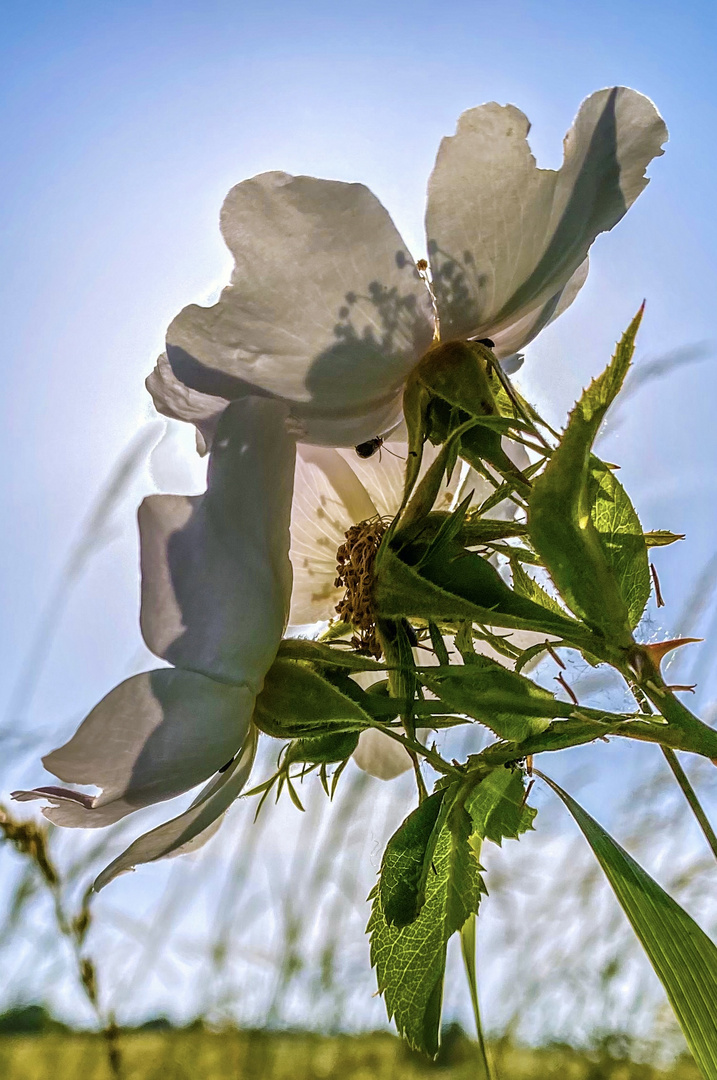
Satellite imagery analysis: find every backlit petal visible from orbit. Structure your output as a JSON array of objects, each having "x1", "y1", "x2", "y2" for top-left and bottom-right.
[
  {"x1": 289, "y1": 441, "x2": 463, "y2": 626},
  {"x1": 427, "y1": 88, "x2": 666, "y2": 347},
  {"x1": 140, "y1": 396, "x2": 295, "y2": 685},
  {"x1": 13, "y1": 670, "x2": 253, "y2": 826},
  {"x1": 166, "y1": 172, "x2": 434, "y2": 446},
  {"x1": 146, "y1": 353, "x2": 228, "y2": 455},
  {"x1": 93, "y1": 729, "x2": 257, "y2": 891},
  {"x1": 352, "y1": 728, "x2": 413, "y2": 780}
]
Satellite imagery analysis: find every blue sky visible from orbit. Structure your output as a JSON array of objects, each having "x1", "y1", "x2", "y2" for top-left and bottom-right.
[{"x1": 1, "y1": 0, "x2": 717, "y2": 1028}]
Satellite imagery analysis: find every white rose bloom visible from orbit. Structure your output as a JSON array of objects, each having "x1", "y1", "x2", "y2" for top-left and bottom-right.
[
  {"x1": 14, "y1": 397, "x2": 297, "y2": 889},
  {"x1": 148, "y1": 87, "x2": 666, "y2": 450}
]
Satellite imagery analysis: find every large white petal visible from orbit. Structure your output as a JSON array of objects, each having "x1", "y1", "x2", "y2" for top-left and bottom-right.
[
  {"x1": 140, "y1": 396, "x2": 295, "y2": 686},
  {"x1": 145, "y1": 353, "x2": 229, "y2": 455},
  {"x1": 427, "y1": 87, "x2": 667, "y2": 347},
  {"x1": 489, "y1": 259, "x2": 589, "y2": 359},
  {"x1": 165, "y1": 172, "x2": 434, "y2": 446},
  {"x1": 93, "y1": 729, "x2": 257, "y2": 891},
  {"x1": 12, "y1": 670, "x2": 253, "y2": 827}
]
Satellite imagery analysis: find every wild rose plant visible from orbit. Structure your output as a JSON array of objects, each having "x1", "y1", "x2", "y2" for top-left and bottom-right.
[{"x1": 15, "y1": 87, "x2": 717, "y2": 1078}]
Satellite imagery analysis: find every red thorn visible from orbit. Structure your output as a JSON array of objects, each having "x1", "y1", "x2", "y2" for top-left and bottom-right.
[
  {"x1": 555, "y1": 673, "x2": 579, "y2": 706},
  {"x1": 650, "y1": 564, "x2": 665, "y2": 608},
  {"x1": 645, "y1": 638, "x2": 701, "y2": 669}
]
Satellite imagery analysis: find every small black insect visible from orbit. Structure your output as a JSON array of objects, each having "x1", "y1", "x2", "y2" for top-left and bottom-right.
[
  {"x1": 475, "y1": 337, "x2": 495, "y2": 348},
  {"x1": 354, "y1": 436, "x2": 385, "y2": 459}
]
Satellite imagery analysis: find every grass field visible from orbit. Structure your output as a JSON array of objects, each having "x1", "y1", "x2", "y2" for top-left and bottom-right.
[{"x1": 0, "y1": 1030, "x2": 701, "y2": 1080}]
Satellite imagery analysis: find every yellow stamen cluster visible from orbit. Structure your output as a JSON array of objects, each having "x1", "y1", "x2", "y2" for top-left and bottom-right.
[{"x1": 334, "y1": 519, "x2": 387, "y2": 659}]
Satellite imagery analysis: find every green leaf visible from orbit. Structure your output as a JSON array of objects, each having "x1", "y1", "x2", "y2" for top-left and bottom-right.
[
  {"x1": 374, "y1": 541, "x2": 589, "y2": 647},
  {"x1": 589, "y1": 458, "x2": 650, "y2": 628},
  {"x1": 379, "y1": 789, "x2": 448, "y2": 928},
  {"x1": 466, "y1": 769, "x2": 536, "y2": 845},
  {"x1": 254, "y1": 659, "x2": 371, "y2": 738},
  {"x1": 369, "y1": 797, "x2": 484, "y2": 1057},
  {"x1": 528, "y1": 308, "x2": 644, "y2": 644},
  {"x1": 541, "y1": 771, "x2": 717, "y2": 1079},
  {"x1": 510, "y1": 560, "x2": 567, "y2": 619},
  {"x1": 419, "y1": 657, "x2": 570, "y2": 742},
  {"x1": 370, "y1": 770, "x2": 534, "y2": 1056}
]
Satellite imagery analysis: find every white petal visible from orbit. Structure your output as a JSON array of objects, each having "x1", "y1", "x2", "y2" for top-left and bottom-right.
[
  {"x1": 288, "y1": 441, "x2": 461, "y2": 626},
  {"x1": 93, "y1": 729, "x2": 257, "y2": 891},
  {"x1": 289, "y1": 445, "x2": 377, "y2": 625},
  {"x1": 146, "y1": 353, "x2": 229, "y2": 455},
  {"x1": 352, "y1": 727, "x2": 413, "y2": 780},
  {"x1": 166, "y1": 172, "x2": 434, "y2": 446},
  {"x1": 489, "y1": 259, "x2": 589, "y2": 359},
  {"x1": 140, "y1": 397, "x2": 295, "y2": 686},
  {"x1": 427, "y1": 88, "x2": 667, "y2": 346},
  {"x1": 13, "y1": 670, "x2": 254, "y2": 827}
]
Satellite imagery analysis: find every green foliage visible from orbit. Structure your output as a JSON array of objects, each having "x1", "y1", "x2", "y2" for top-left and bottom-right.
[
  {"x1": 379, "y1": 789, "x2": 449, "y2": 928},
  {"x1": 466, "y1": 768, "x2": 537, "y2": 845},
  {"x1": 369, "y1": 800, "x2": 484, "y2": 1057},
  {"x1": 254, "y1": 659, "x2": 371, "y2": 738},
  {"x1": 589, "y1": 459, "x2": 650, "y2": 628},
  {"x1": 283, "y1": 731, "x2": 360, "y2": 765},
  {"x1": 374, "y1": 540, "x2": 587, "y2": 644},
  {"x1": 528, "y1": 308, "x2": 645, "y2": 644},
  {"x1": 543, "y1": 773, "x2": 717, "y2": 1079},
  {"x1": 370, "y1": 771, "x2": 534, "y2": 1057}
]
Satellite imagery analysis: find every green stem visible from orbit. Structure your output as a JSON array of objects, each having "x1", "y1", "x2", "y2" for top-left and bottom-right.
[
  {"x1": 661, "y1": 746, "x2": 717, "y2": 864},
  {"x1": 460, "y1": 911, "x2": 495, "y2": 1080}
]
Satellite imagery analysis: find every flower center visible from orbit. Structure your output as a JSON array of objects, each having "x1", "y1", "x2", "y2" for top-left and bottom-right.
[{"x1": 334, "y1": 518, "x2": 387, "y2": 659}]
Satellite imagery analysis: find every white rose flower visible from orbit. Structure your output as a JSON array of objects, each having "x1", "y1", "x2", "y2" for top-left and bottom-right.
[
  {"x1": 14, "y1": 397, "x2": 297, "y2": 889},
  {"x1": 148, "y1": 87, "x2": 666, "y2": 450}
]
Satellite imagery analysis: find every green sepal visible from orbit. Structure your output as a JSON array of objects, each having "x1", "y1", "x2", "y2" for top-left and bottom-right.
[
  {"x1": 419, "y1": 656, "x2": 568, "y2": 742},
  {"x1": 277, "y1": 638, "x2": 386, "y2": 672},
  {"x1": 528, "y1": 308, "x2": 644, "y2": 644},
  {"x1": 415, "y1": 339, "x2": 499, "y2": 419},
  {"x1": 374, "y1": 537, "x2": 591, "y2": 649},
  {"x1": 402, "y1": 375, "x2": 431, "y2": 505},
  {"x1": 254, "y1": 659, "x2": 371, "y2": 738},
  {"x1": 283, "y1": 731, "x2": 360, "y2": 765}
]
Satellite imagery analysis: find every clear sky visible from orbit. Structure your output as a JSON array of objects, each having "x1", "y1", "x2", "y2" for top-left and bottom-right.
[{"x1": 1, "y1": 0, "x2": 717, "y2": 1031}]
